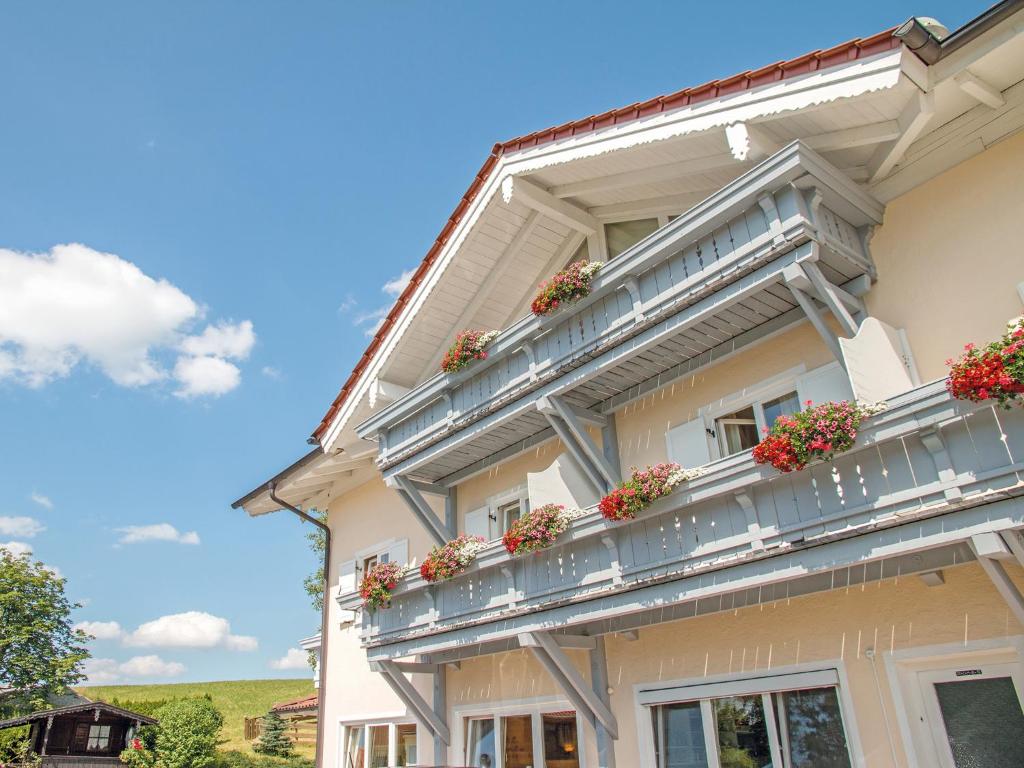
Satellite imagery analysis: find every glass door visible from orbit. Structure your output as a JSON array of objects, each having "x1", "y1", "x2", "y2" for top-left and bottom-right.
[{"x1": 919, "y1": 663, "x2": 1024, "y2": 768}]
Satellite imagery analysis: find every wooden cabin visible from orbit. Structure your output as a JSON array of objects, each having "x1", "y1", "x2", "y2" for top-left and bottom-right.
[{"x1": 0, "y1": 701, "x2": 157, "y2": 768}]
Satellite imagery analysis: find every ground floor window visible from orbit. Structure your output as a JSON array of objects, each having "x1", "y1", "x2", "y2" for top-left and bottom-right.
[
  {"x1": 463, "y1": 707, "x2": 582, "y2": 768},
  {"x1": 343, "y1": 722, "x2": 417, "y2": 767},
  {"x1": 642, "y1": 670, "x2": 853, "y2": 768}
]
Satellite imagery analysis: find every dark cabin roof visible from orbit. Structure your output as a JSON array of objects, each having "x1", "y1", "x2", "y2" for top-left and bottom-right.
[{"x1": 0, "y1": 701, "x2": 158, "y2": 729}]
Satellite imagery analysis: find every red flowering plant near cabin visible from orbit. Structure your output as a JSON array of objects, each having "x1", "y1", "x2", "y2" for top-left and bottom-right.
[
  {"x1": 359, "y1": 561, "x2": 406, "y2": 610},
  {"x1": 420, "y1": 535, "x2": 488, "y2": 582},
  {"x1": 599, "y1": 463, "x2": 704, "y2": 522},
  {"x1": 502, "y1": 504, "x2": 580, "y2": 556},
  {"x1": 752, "y1": 400, "x2": 883, "y2": 473},
  {"x1": 946, "y1": 316, "x2": 1024, "y2": 407},
  {"x1": 530, "y1": 260, "x2": 604, "y2": 316},
  {"x1": 440, "y1": 330, "x2": 499, "y2": 374}
]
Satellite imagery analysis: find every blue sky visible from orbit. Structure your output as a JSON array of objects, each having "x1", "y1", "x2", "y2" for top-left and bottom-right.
[{"x1": 0, "y1": 1, "x2": 977, "y2": 685}]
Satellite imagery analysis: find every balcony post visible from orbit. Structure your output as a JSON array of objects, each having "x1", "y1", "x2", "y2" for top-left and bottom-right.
[
  {"x1": 969, "y1": 532, "x2": 1024, "y2": 626},
  {"x1": 371, "y1": 660, "x2": 451, "y2": 746},
  {"x1": 589, "y1": 636, "x2": 617, "y2": 768},
  {"x1": 539, "y1": 395, "x2": 620, "y2": 492}
]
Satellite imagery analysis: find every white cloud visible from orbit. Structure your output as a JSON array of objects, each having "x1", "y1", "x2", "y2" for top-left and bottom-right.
[
  {"x1": 74, "y1": 620, "x2": 124, "y2": 640},
  {"x1": 172, "y1": 356, "x2": 241, "y2": 399},
  {"x1": 83, "y1": 655, "x2": 184, "y2": 684},
  {"x1": 0, "y1": 516, "x2": 45, "y2": 538},
  {"x1": 123, "y1": 611, "x2": 257, "y2": 651},
  {"x1": 115, "y1": 523, "x2": 200, "y2": 546},
  {"x1": 180, "y1": 320, "x2": 255, "y2": 360},
  {"x1": 260, "y1": 366, "x2": 282, "y2": 380},
  {"x1": 0, "y1": 243, "x2": 253, "y2": 398},
  {"x1": 30, "y1": 492, "x2": 54, "y2": 510},
  {"x1": 382, "y1": 269, "x2": 415, "y2": 298},
  {"x1": 0, "y1": 541, "x2": 33, "y2": 557},
  {"x1": 269, "y1": 648, "x2": 309, "y2": 670},
  {"x1": 353, "y1": 306, "x2": 389, "y2": 338},
  {"x1": 337, "y1": 294, "x2": 357, "y2": 314}
]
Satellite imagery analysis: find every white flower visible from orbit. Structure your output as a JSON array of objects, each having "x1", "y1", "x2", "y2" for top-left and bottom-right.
[{"x1": 581, "y1": 262, "x2": 604, "y2": 279}]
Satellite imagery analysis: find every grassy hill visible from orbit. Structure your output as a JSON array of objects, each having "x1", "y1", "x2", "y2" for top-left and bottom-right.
[{"x1": 75, "y1": 679, "x2": 315, "y2": 754}]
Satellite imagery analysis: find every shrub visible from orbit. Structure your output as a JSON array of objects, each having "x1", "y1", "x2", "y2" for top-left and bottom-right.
[
  {"x1": 253, "y1": 711, "x2": 292, "y2": 758},
  {"x1": 599, "y1": 463, "x2": 703, "y2": 522},
  {"x1": 120, "y1": 737, "x2": 156, "y2": 768},
  {"x1": 530, "y1": 260, "x2": 603, "y2": 316},
  {"x1": 211, "y1": 751, "x2": 313, "y2": 768},
  {"x1": 420, "y1": 535, "x2": 488, "y2": 582},
  {"x1": 946, "y1": 316, "x2": 1024, "y2": 407},
  {"x1": 752, "y1": 400, "x2": 883, "y2": 473},
  {"x1": 154, "y1": 697, "x2": 224, "y2": 768},
  {"x1": 0, "y1": 726, "x2": 34, "y2": 766},
  {"x1": 359, "y1": 561, "x2": 406, "y2": 610},
  {"x1": 502, "y1": 504, "x2": 580, "y2": 556},
  {"x1": 441, "y1": 330, "x2": 499, "y2": 373}
]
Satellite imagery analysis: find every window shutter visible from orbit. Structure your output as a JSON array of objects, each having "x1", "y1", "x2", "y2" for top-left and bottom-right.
[
  {"x1": 464, "y1": 507, "x2": 491, "y2": 540},
  {"x1": 666, "y1": 416, "x2": 712, "y2": 468},
  {"x1": 336, "y1": 559, "x2": 357, "y2": 624},
  {"x1": 796, "y1": 362, "x2": 855, "y2": 407},
  {"x1": 384, "y1": 539, "x2": 409, "y2": 567}
]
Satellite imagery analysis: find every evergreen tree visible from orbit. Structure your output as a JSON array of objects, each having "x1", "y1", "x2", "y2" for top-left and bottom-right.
[{"x1": 254, "y1": 710, "x2": 293, "y2": 757}]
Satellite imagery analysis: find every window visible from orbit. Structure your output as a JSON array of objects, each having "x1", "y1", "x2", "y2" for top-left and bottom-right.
[
  {"x1": 345, "y1": 723, "x2": 417, "y2": 768},
  {"x1": 87, "y1": 725, "x2": 111, "y2": 752},
  {"x1": 362, "y1": 554, "x2": 379, "y2": 574},
  {"x1": 542, "y1": 712, "x2": 580, "y2": 767},
  {"x1": 501, "y1": 715, "x2": 533, "y2": 768},
  {"x1": 395, "y1": 723, "x2": 418, "y2": 767},
  {"x1": 465, "y1": 487, "x2": 529, "y2": 541},
  {"x1": 713, "y1": 390, "x2": 799, "y2": 457},
  {"x1": 644, "y1": 674, "x2": 853, "y2": 768},
  {"x1": 496, "y1": 499, "x2": 522, "y2": 532},
  {"x1": 466, "y1": 718, "x2": 496, "y2": 767},
  {"x1": 605, "y1": 218, "x2": 659, "y2": 258}
]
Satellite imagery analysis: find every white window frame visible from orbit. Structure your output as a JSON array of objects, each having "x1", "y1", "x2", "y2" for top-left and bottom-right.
[
  {"x1": 353, "y1": 538, "x2": 399, "y2": 578},
  {"x1": 703, "y1": 365, "x2": 806, "y2": 461},
  {"x1": 452, "y1": 695, "x2": 587, "y2": 768},
  {"x1": 485, "y1": 485, "x2": 529, "y2": 541},
  {"x1": 634, "y1": 661, "x2": 864, "y2": 768},
  {"x1": 338, "y1": 717, "x2": 419, "y2": 768}
]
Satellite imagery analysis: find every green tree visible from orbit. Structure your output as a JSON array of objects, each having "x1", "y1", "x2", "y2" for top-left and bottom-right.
[
  {"x1": 155, "y1": 697, "x2": 224, "y2": 768},
  {"x1": 302, "y1": 508, "x2": 327, "y2": 613},
  {"x1": 253, "y1": 711, "x2": 293, "y2": 758},
  {"x1": 0, "y1": 550, "x2": 89, "y2": 711}
]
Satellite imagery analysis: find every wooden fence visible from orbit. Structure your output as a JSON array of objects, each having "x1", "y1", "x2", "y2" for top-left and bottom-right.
[{"x1": 244, "y1": 716, "x2": 316, "y2": 745}]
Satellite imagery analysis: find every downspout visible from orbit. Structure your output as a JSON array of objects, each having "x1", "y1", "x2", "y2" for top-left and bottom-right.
[{"x1": 268, "y1": 482, "x2": 331, "y2": 768}]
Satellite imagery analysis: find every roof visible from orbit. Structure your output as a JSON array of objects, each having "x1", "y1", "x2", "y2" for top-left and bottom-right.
[
  {"x1": 271, "y1": 693, "x2": 318, "y2": 714},
  {"x1": 0, "y1": 701, "x2": 158, "y2": 729},
  {"x1": 311, "y1": 26, "x2": 900, "y2": 443}
]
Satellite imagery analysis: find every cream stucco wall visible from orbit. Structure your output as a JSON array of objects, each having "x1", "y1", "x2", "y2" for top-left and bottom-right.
[
  {"x1": 443, "y1": 562, "x2": 1024, "y2": 768},
  {"x1": 321, "y1": 476, "x2": 442, "y2": 766}
]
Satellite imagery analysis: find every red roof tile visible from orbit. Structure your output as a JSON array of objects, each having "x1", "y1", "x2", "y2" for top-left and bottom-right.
[
  {"x1": 272, "y1": 693, "x2": 318, "y2": 713},
  {"x1": 312, "y1": 27, "x2": 899, "y2": 442}
]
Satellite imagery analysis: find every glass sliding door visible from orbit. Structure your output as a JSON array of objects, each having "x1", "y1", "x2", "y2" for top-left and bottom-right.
[
  {"x1": 501, "y1": 715, "x2": 534, "y2": 768},
  {"x1": 651, "y1": 702, "x2": 709, "y2": 768},
  {"x1": 542, "y1": 711, "x2": 580, "y2": 768},
  {"x1": 772, "y1": 688, "x2": 851, "y2": 768},
  {"x1": 367, "y1": 725, "x2": 389, "y2": 768},
  {"x1": 465, "y1": 718, "x2": 495, "y2": 768},
  {"x1": 712, "y1": 696, "x2": 774, "y2": 768},
  {"x1": 344, "y1": 726, "x2": 366, "y2": 768},
  {"x1": 395, "y1": 723, "x2": 417, "y2": 766}
]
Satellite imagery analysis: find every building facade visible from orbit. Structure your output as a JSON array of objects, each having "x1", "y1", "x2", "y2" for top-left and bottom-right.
[{"x1": 235, "y1": 4, "x2": 1024, "y2": 767}]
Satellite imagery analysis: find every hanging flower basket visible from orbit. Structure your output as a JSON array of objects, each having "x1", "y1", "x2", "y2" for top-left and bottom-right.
[
  {"x1": 753, "y1": 400, "x2": 884, "y2": 473},
  {"x1": 359, "y1": 561, "x2": 406, "y2": 610},
  {"x1": 502, "y1": 504, "x2": 581, "y2": 556},
  {"x1": 530, "y1": 260, "x2": 604, "y2": 316},
  {"x1": 441, "y1": 330, "x2": 500, "y2": 374},
  {"x1": 946, "y1": 316, "x2": 1024, "y2": 408},
  {"x1": 598, "y1": 462, "x2": 704, "y2": 522},
  {"x1": 420, "y1": 535, "x2": 488, "y2": 582}
]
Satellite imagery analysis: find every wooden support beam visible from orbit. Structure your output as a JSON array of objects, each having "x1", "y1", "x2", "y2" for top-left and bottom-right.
[
  {"x1": 552, "y1": 634, "x2": 598, "y2": 650},
  {"x1": 783, "y1": 266, "x2": 845, "y2": 366},
  {"x1": 726, "y1": 122, "x2": 781, "y2": 162},
  {"x1": 537, "y1": 396, "x2": 607, "y2": 427},
  {"x1": 372, "y1": 660, "x2": 451, "y2": 745},
  {"x1": 501, "y1": 176, "x2": 600, "y2": 235},
  {"x1": 507, "y1": 230, "x2": 585, "y2": 322},
  {"x1": 803, "y1": 120, "x2": 902, "y2": 152},
  {"x1": 589, "y1": 636, "x2": 617, "y2": 768},
  {"x1": 969, "y1": 533, "x2": 1024, "y2": 626},
  {"x1": 954, "y1": 71, "x2": 1006, "y2": 109},
  {"x1": 802, "y1": 261, "x2": 861, "y2": 337},
  {"x1": 868, "y1": 90, "x2": 935, "y2": 182},
  {"x1": 519, "y1": 631, "x2": 619, "y2": 739},
  {"x1": 391, "y1": 476, "x2": 451, "y2": 546},
  {"x1": 542, "y1": 411, "x2": 609, "y2": 496},
  {"x1": 546, "y1": 395, "x2": 620, "y2": 489},
  {"x1": 550, "y1": 153, "x2": 739, "y2": 199},
  {"x1": 1001, "y1": 530, "x2": 1024, "y2": 568}
]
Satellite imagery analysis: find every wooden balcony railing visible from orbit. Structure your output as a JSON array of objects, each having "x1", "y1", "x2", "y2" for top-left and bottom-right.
[
  {"x1": 339, "y1": 381, "x2": 1024, "y2": 653},
  {"x1": 356, "y1": 141, "x2": 884, "y2": 484}
]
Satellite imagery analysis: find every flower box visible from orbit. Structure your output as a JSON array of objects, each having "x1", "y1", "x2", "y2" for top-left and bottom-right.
[
  {"x1": 946, "y1": 316, "x2": 1024, "y2": 407},
  {"x1": 530, "y1": 260, "x2": 603, "y2": 316},
  {"x1": 441, "y1": 330, "x2": 499, "y2": 374},
  {"x1": 359, "y1": 561, "x2": 406, "y2": 610},
  {"x1": 598, "y1": 462, "x2": 703, "y2": 522},
  {"x1": 752, "y1": 400, "x2": 883, "y2": 473},
  {"x1": 502, "y1": 504, "x2": 581, "y2": 556},
  {"x1": 420, "y1": 535, "x2": 488, "y2": 582}
]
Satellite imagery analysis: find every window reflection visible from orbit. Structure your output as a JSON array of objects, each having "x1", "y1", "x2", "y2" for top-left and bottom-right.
[{"x1": 542, "y1": 712, "x2": 580, "y2": 768}]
